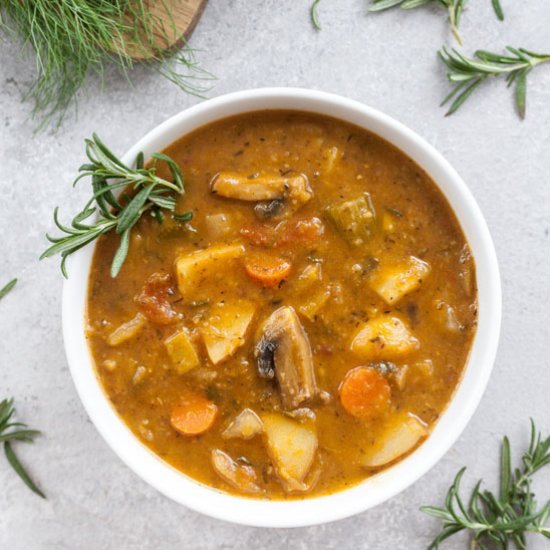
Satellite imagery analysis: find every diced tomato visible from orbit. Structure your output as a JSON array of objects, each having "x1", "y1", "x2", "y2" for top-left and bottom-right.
[{"x1": 135, "y1": 272, "x2": 177, "y2": 325}]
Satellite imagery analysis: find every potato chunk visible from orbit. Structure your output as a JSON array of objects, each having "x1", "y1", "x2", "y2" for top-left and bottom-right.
[
  {"x1": 222, "y1": 408, "x2": 263, "y2": 440},
  {"x1": 164, "y1": 329, "x2": 199, "y2": 374},
  {"x1": 175, "y1": 244, "x2": 245, "y2": 299},
  {"x1": 201, "y1": 301, "x2": 256, "y2": 364},
  {"x1": 369, "y1": 256, "x2": 430, "y2": 304},
  {"x1": 362, "y1": 414, "x2": 428, "y2": 468},
  {"x1": 262, "y1": 414, "x2": 318, "y2": 489},
  {"x1": 107, "y1": 313, "x2": 146, "y2": 346},
  {"x1": 350, "y1": 316, "x2": 419, "y2": 360}
]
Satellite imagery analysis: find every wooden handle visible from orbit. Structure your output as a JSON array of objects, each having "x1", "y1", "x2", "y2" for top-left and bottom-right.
[{"x1": 124, "y1": 0, "x2": 209, "y2": 60}]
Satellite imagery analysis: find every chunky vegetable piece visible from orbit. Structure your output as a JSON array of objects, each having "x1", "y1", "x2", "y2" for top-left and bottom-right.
[
  {"x1": 211, "y1": 450, "x2": 263, "y2": 494},
  {"x1": 326, "y1": 193, "x2": 376, "y2": 246},
  {"x1": 164, "y1": 329, "x2": 199, "y2": 374},
  {"x1": 339, "y1": 366, "x2": 391, "y2": 419},
  {"x1": 210, "y1": 172, "x2": 313, "y2": 207},
  {"x1": 88, "y1": 110, "x2": 478, "y2": 500},
  {"x1": 201, "y1": 301, "x2": 256, "y2": 364},
  {"x1": 170, "y1": 394, "x2": 218, "y2": 436},
  {"x1": 222, "y1": 409, "x2": 263, "y2": 440},
  {"x1": 350, "y1": 316, "x2": 420, "y2": 360},
  {"x1": 244, "y1": 255, "x2": 292, "y2": 287},
  {"x1": 255, "y1": 306, "x2": 317, "y2": 409},
  {"x1": 107, "y1": 313, "x2": 146, "y2": 346},
  {"x1": 262, "y1": 414, "x2": 318, "y2": 491},
  {"x1": 369, "y1": 256, "x2": 431, "y2": 304},
  {"x1": 362, "y1": 414, "x2": 428, "y2": 468},
  {"x1": 175, "y1": 244, "x2": 245, "y2": 299},
  {"x1": 135, "y1": 272, "x2": 177, "y2": 325}
]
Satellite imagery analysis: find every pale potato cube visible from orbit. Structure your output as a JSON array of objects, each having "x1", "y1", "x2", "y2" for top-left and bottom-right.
[
  {"x1": 222, "y1": 408, "x2": 263, "y2": 440},
  {"x1": 204, "y1": 213, "x2": 234, "y2": 239},
  {"x1": 362, "y1": 414, "x2": 428, "y2": 468},
  {"x1": 323, "y1": 146, "x2": 342, "y2": 173},
  {"x1": 350, "y1": 316, "x2": 419, "y2": 360},
  {"x1": 262, "y1": 414, "x2": 318, "y2": 486},
  {"x1": 298, "y1": 288, "x2": 331, "y2": 321},
  {"x1": 369, "y1": 256, "x2": 430, "y2": 304},
  {"x1": 201, "y1": 300, "x2": 256, "y2": 364},
  {"x1": 164, "y1": 329, "x2": 200, "y2": 374},
  {"x1": 107, "y1": 313, "x2": 146, "y2": 346},
  {"x1": 297, "y1": 263, "x2": 322, "y2": 287},
  {"x1": 175, "y1": 244, "x2": 245, "y2": 298}
]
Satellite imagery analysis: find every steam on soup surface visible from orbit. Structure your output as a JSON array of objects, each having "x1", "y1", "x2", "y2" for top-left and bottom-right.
[{"x1": 87, "y1": 111, "x2": 477, "y2": 498}]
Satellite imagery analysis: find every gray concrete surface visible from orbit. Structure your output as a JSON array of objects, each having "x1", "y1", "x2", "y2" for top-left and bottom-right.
[{"x1": 1, "y1": 1, "x2": 550, "y2": 549}]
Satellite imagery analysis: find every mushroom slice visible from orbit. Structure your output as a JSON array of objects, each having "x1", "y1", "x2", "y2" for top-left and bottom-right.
[
  {"x1": 211, "y1": 450, "x2": 263, "y2": 495},
  {"x1": 254, "y1": 306, "x2": 317, "y2": 409},
  {"x1": 222, "y1": 408, "x2": 263, "y2": 440},
  {"x1": 210, "y1": 172, "x2": 313, "y2": 206}
]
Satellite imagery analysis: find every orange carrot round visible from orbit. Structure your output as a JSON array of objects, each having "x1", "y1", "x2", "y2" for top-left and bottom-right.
[
  {"x1": 244, "y1": 255, "x2": 292, "y2": 287},
  {"x1": 170, "y1": 394, "x2": 218, "y2": 436},
  {"x1": 339, "y1": 366, "x2": 391, "y2": 419}
]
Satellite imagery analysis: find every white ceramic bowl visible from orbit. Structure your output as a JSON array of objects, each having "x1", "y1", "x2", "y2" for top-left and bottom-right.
[{"x1": 63, "y1": 88, "x2": 501, "y2": 527}]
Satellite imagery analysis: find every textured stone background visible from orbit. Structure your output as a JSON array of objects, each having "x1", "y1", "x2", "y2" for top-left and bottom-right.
[{"x1": 1, "y1": 1, "x2": 550, "y2": 549}]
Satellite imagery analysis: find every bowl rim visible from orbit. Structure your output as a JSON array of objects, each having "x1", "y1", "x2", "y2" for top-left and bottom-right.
[{"x1": 62, "y1": 87, "x2": 501, "y2": 528}]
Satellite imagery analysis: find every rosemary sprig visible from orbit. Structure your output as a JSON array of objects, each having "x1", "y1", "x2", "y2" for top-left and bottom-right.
[
  {"x1": 40, "y1": 134, "x2": 191, "y2": 278},
  {"x1": 0, "y1": 279, "x2": 17, "y2": 301},
  {"x1": 439, "y1": 46, "x2": 550, "y2": 118},
  {"x1": 422, "y1": 419, "x2": 550, "y2": 549},
  {"x1": 0, "y1": 398, "x2": 45, "y2": 498},
  {"x1": 0, "y1": 1, "x2": 213, "y2": 129},
  {"x1": 369, "y1": 0, "x2": 467, "y2": 43}
]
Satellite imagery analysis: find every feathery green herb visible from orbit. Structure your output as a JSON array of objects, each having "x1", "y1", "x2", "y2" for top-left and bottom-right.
[
  {"x1": 422, "y1": 419, "x2": 550, "y2": 549},
  {"x1": 0, "y1": 398, "x2": 45, "y2": 498},
  {"x1": 310, "y1": 0, "x2": 323, "y2": 30},
  {"x1": 0, "y1": 0, "x2": 213, "y2": 129},
  {"x1": 40, "y1": 134, "x2": 191, "y2": 278},
  {"x1": 0, "y1": 279, "x2": 17, "y2": 301},
  {"x1": 439, "y1": 46, "x2": 550, "y2": 118}
]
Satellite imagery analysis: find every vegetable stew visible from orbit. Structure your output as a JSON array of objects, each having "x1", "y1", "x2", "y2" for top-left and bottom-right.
[{"x1": 87, "y1": 111, "x2": 477, "y2": 498}]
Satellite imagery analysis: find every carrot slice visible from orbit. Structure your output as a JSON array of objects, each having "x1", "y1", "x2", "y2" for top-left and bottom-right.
[
  {"x1": 339, "y1": 367, "x2": 391, "y2": 419},
  {"x1": 170, "y1": 394, "x2": 218, "y2": 436},
  {"x1": 244, "y1": 255, "x2": 292, "y2": 287}
]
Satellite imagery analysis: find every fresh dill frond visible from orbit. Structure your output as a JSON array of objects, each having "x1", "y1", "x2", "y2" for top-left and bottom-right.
[{"x1": 0, "y1": 0, "x2": 213, "y2": 129}]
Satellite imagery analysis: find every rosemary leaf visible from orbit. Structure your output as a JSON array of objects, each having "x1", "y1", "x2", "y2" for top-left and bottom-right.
[
  {"x1": 0, "y1": 399, "x2": 45, "y2": 499},
  {"x1": 173, "y1": 212, "x2": 194, "y2": 222},
  {"x1": 5, "y1": 442, "x2": 45, "y2": 499},
  {"x1": 0, "y1": 279, "x2": 17, "y2": 301},
  {"x1": 310, "y1": 0, "x2": 322, "y2": 30},
  {"x1": 492, "y1": 0, "x2": 504, "y2": 21}
]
